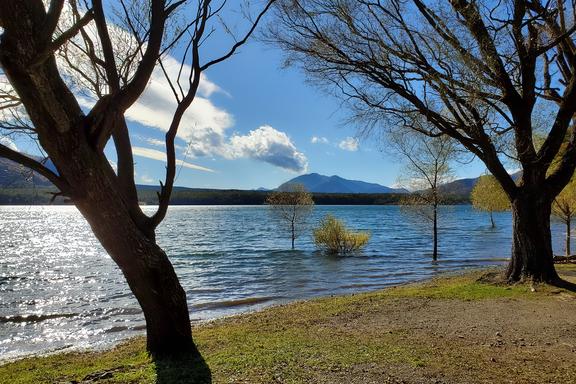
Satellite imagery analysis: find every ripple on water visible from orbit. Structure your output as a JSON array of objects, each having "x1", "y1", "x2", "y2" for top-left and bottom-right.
[{"x1": 0, "y1": 205, "x2": 567, "y2": 361}]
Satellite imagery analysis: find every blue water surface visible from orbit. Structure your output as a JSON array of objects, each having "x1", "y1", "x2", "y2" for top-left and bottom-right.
[{"x1": 0, "y1": 205, "x2": 568, "y2": 359}]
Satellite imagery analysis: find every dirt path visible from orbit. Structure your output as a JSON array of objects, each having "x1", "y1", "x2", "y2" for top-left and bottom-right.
[{"x1": 306, "y1": 270, "x2": 576, "y2": 384}]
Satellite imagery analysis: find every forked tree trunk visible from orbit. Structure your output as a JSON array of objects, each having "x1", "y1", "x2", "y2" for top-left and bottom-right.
[
  {"x1": 0, "y1": 0, "x2": 196, "y2": 359},
  {"x1": 506, "y1": 194, "x2": 559, "y2": 283}
]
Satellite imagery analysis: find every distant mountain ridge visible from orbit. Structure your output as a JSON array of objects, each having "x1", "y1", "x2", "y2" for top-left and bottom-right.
[
  {"x1": 0, "y1": 157, "x2": 53, "y2": 188},
  {"x1": 0, "y1": 156, "x2": 516, "y2": 199},
  {"x1": 278, "y1": 173, "x2": 408, "y2": 194}
]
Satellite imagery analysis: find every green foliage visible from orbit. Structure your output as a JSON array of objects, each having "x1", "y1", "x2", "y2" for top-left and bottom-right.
[
  {"x1": 470, "y1": 175, "x2": 510, "y2": 213},
  {"x1": 553, "y1": 178, "x2": 576, "y2": 224},
  {"x1": 313, "y1": 214, "x2": 370, "y2": 254}
]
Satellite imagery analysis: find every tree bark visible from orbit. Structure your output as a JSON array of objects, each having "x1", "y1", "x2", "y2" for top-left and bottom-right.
[
  {"x1": 566, "y1": 218, "x2": 571, "y2": 257},
  {"x1": 291, "y1": 220, "x2": 295, "y2": 250},
  {"x1": 74, "y1": 181, "x2": 196, "y2": 357},
  {"x1": 432, "y1": 205, "x2": 438, "y2": 261},
  {"x1": 506, "y1": 193, "x2": 560, "y2": 283}
]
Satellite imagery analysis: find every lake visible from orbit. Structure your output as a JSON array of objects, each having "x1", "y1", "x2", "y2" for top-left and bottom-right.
[{"x1": 0, "y1": 205, "x2": 569, "y2": 360}]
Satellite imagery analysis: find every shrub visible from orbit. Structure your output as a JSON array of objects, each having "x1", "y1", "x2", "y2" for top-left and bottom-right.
[{"x1": 313, "y1": 214, "x2": 370, "y2": 254}]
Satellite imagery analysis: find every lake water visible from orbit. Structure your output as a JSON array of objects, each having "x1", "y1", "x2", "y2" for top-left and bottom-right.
[{"x1": 0, "y1": 205, "x2": 569, "y2": 360}]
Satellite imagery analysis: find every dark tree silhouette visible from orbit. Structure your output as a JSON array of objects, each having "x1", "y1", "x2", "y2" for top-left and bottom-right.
[
  {"x1": 0, "y1": 0, "x2": 274, "y2": 358},
  {"x1": 269, "y1": 0, "x2": 576, "y2": 283}
]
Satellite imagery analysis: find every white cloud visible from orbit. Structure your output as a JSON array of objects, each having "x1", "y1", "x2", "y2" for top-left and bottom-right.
[
  {"x1": 144, "y1": 137, "x2": 165, "y2": 147},
  {"x1": 0, "y1": 137, "x2": 18, "y2": 151},
  {"x1": 122, "y1": 55, "x2": 234, "y2": 158},
  {"x1": 140, "y1": 174, "x2": 154, "y2": 184},
  {"x1": 132, "y1": 146, "x2": 215, "y2": 173},
  {"x1": 339, "y1": 137, "x2": 359, "y2": 151},
  {"x1": 48, "y1": 10, "x2": 307, "y2": 173},
  {"x1": 311, "y1": 136, "x2": 329, "y2": 144},
  {"x1": 228, "y1": 125, "x2": 308, "y2": 172}
]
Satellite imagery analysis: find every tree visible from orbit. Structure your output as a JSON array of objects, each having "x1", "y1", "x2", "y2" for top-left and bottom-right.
[
  {"x1": 471, "y1": 175, "x2": 510, "y2": 228},
  {"x1": 266, "y1": 183, "x2": 314, "y2": 249},
  {"x1": 313, "y1": 214, "x2": 370, "y2": 254},
  {"x1": 553, "y1": 179, "x2": 576, "y2": 256},
  {"x1": 0, "y1": 0, "x2": 274, "y2": 358},
  {"x1": 393, "y1": 132, "x2": 457, "y2": 261},
  {"x1": 269, "y1": 0, "x2": 576, "y2": 283}
]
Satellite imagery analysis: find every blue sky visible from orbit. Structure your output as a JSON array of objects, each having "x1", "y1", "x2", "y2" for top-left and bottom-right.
[
  {"x1": 113, "y1": 32, "x2": 489, "y2": 190},
  {"x1": 3, "y1": 4, "x2": 489, "y2": 190}
]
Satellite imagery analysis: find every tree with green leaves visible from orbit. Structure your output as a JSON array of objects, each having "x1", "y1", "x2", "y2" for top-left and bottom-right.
[
  {"x1": 266, "y1": 183, "x2": 314, "y2": 249},
  {"x1": 471, "y1": 175, "x2": 510, "y2": 228},
  {"x1": 313, "y1": 214, "x2": 370, "y2": 254},
  {"x1": 553, "y1": 179, "x2": 576, "y2": 256}
]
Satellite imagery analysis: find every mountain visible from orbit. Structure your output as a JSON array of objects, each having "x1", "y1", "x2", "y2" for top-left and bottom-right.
[
  {"x1": 0, "y1": 157, "x2": 53, "y2": 188},
  {"x1": 438, "y1": 171, "x2": 522, "y2": 197},
  {"x1": 278, "y1": 173, "x2": 408, "y2": 194},
  {"x1": 438, "y1": 177, "x2": 478, "y2": 197}
]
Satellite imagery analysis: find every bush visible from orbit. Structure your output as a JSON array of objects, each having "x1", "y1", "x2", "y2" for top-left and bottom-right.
[{"x1": 313, "y1": 214, "x2": 370, "y2": 254}]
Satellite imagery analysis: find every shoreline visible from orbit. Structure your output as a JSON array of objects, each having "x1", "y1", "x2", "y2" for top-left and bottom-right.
[
  {"x1": 0, "y1": 268, "x2": 482, "y2": 365},
  {"x1": 2, "y1": 265, "x2": 576, "y2": 383}
]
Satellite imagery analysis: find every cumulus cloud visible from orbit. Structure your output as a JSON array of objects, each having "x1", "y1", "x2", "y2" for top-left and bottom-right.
[
  {"x1": 227, "y1": 125, "x2": 308, "y2": 172},
  {"x1": 311, "y1": 136, "x2": 329, "y2": 144},
  {"x1": 132, "y1": 146, "x2": 215, "y2": 173},
  {"x1": 0, "y1": 137, "x2": 18, "y2": 151},
  {"x1": 122, "y1": 55, "x2": 234, "y2": 158},
  {"x1": 51, "y1": 11, "x2": 307, "y2": 173},
  {"x1": 339, "y1": 137, "x2": 359, "y2": 151}
]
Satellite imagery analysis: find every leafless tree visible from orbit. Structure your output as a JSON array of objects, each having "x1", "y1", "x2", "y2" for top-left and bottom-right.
[
  {"x1": 266, "y1": 183, "x2": 314, "y2": 249},
  {"x1": 552, "y1": 178, "x2": 576, "y2": 256},
  {"x1": 269, "y1": 0, "x2": 576, "y2": 283},
  {"x1": 0, "y1": 0, "x2": 274, "y2": 358},
  {"x1": 394, "y1": 132, "x2": 458, "y2": 261}
]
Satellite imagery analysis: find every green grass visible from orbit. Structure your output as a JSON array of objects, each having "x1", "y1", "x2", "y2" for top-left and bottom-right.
[{"x1": 1, "y1": 268, "x2": 574, "y2": 384}]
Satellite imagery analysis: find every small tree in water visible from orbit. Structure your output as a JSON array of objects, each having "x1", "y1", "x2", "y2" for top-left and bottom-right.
[
  {"x1": 393, "y1": 132, "x2": 458, "y2": 261},
  {"x1": 471, "y1": 175, "x2": 510, "y2": 228},
  {"x1": 552, "y1": 179, "x2": 576, "y2": 256},
  {"x1": 313, "y1": 214, "x2": 370, "y2": 255},
  {"x1": 266, "y1": 184, "x2": 314, "y2": 249}
]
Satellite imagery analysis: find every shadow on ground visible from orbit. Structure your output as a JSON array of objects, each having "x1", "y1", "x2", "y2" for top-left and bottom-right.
[
  {"x1": 155, "y1": 351, "x2": 212, "y2": 384},
  {"x1": 554, "y1": 278, "x2": 576, "y2": 292}
]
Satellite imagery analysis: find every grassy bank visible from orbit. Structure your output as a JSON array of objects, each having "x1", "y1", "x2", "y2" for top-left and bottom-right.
[{"x1": 2, "y1": 265, "x2": 576, "y2": 384}]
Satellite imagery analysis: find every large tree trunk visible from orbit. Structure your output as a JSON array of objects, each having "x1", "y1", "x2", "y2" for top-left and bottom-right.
[
  {"x1": 0, "y1": 0, "x2": 198, "y2": 359},
  {"x1": 76, "y1": 194, "x2": 195, "y2": 357},
  {"x1": 506, "y1": 194, "x2": 559, "y2": 283}
]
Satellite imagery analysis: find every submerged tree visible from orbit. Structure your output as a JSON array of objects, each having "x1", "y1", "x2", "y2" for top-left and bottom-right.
[
  {"x1": 313, "y1": 214, "x2": 370, "y2": 255},
  {"x1": 552, "y1": 179, "x2": 576, "y2": 256},
  {"x1": 270, "y1": 0, "x2": 576, "y2": 283},
  {"x1": 394, "y1": 132, "x2": 457, "y2": 261},
  {"x1": 266, "y1": 183, "x2": 314, "y2": 249},
  {"x1": 471, "y1": 175, "x2": 510, "y2": 228},
  {"x1": 0, "y1": 0, "x2": 274, "y2": 357}
]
